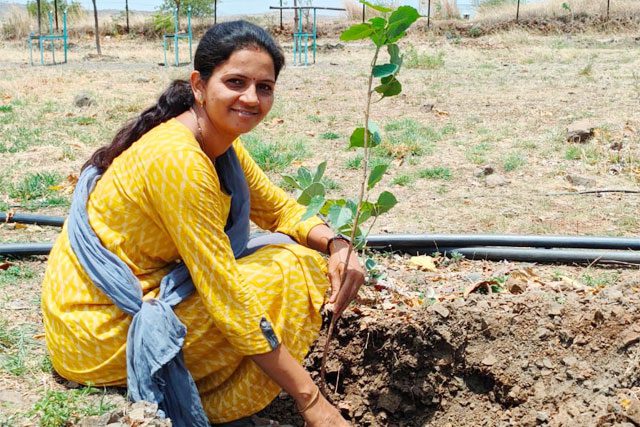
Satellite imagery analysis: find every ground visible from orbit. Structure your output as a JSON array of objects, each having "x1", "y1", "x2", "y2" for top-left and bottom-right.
[{"x1": 0, "y1": 19, "x2": 639, "y2": 426}]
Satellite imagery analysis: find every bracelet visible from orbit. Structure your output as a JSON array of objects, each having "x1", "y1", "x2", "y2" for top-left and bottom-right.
[
  {"x1": 326, "y1": 233, "x2": 350, "y2": 255},
  {"x1": 297, "y1": 386, "x2": 321, "y2": 414}
]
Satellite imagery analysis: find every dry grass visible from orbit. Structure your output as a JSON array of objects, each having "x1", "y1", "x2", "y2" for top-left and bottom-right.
[
  {"x1": 1, "y1": 5, "x2": 31, "y2": 39},
  {"x1": 432, "y1": 0, "x2": 461, "y2": 19},
  {"x1": 475, "y1": 0, "x2": 640, "y2": 25}
]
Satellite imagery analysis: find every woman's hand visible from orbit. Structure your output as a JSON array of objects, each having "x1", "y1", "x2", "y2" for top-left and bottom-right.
[
  {"x1": 298, "y1": 391, "x2": 350, "y2": 426},
  {"x1": 327, "y1": 239, "x2": 365, "y2": 317}
]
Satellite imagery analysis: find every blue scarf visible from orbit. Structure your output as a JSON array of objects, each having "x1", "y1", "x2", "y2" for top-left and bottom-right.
[{"x1": 67, "y1": 147, "x2": 251, "y2": 427}]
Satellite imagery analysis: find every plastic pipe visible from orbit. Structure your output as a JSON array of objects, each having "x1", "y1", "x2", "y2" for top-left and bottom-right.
[
  {"x1": 365, "y1": 234, "x2": 640, "y2": 251},
  {"x1": 0, "y1": 243, "x2": 53, "y2": 256},
  {"x1": 1, "y1": 212, "x2": 65, "y2": 227},
  {"x1": 385, "y1": 246, "x2": 640, "y2": 265}
]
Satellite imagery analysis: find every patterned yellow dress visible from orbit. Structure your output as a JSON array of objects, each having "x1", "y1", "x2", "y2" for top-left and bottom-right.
[{"x1": 41, "y1": 118, "x2": 329, "y2": 423}]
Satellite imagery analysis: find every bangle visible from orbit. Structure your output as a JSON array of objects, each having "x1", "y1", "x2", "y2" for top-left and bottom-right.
[
  {"x1": 326, "y1": 234, "x2": 350, "y2": 254},
  {"x1": 297, "y1": 386, "x2": 320, "y2": 414}
]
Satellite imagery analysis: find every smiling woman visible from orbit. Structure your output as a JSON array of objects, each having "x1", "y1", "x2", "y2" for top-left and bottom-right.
[{"x1": 40, "y1": 20, "x2": 364, "y2": 427}]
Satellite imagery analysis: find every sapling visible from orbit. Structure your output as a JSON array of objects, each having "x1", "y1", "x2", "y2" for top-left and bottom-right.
[{"x1": 285, "y1": 0, "x2": 420, "y2": 391}]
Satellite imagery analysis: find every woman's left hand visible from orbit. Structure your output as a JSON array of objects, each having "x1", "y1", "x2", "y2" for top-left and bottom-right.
[{"x1": 326, "y1": 240, "x2": 365, "y2": 317}]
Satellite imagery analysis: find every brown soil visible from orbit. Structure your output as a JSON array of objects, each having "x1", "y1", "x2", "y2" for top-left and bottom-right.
[{"x1": 263, "y1": 278, "x2": 640, "y2": 426}]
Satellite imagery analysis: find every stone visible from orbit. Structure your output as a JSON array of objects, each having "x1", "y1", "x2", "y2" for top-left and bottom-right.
[
  {"x1": 625, "y1": 399, "x2": 640, "y2": 425},
  {"x1": 74, "y1": 93, "x2": 94, "y2": 108},
  {"x1": 377, "y1": 390, "x2": 402, "y2": 413},
  {"x1": 620, "y1": 327, "x2": 640, "y2": 348},
  {"x1": 474, "y1": 165, "x2": 495, "y2": 177},
  {"x1": 561, "y1": 356, "x2": 578, "y2": 367},
  {"x1": 77, "y1": 414, "x2": 111, "y2": 426},
  {"x1": 485, "y1": 174, "x2": 509, "y2": 187},
  {"x1": 542, "y1": 358, "x2": 554, "y2": 369},
  {"x1": 536, "y1": 411, "x2": 549, "y2": 423},
  {"x1": 430, "y1": 303, "x2": 450, "y2": 319},
  {"x1": 537, "y1": 327, "x2": 550, "y2": 340},
  {"x1": 421, "y1": 103, "x2": 435, "y2": 112},
  {"x1": 548, "y1": 302, "x2": 563, "y2": 317},
  {"x1": 566, "y1": 119, "x2": 598, "y2": 143},
  {"x1": 565, "y1": 174, "x2": 596, "y2": 188},
  {"x1": 482, "y1": 354, "x2": 498, "y2": 366}
]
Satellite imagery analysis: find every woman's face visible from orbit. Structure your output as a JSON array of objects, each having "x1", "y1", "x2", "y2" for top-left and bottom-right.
[{"x1": 197, "y1": 47, "x2": 276, "y2": 140}]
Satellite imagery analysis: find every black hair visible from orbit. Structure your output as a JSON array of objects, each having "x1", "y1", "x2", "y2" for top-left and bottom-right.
[{"x1": 83, "y1": 20, "x2": 285, "y2": 172}]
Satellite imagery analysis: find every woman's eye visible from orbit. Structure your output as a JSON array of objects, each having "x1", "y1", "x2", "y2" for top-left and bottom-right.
[
  {"x1": 259, "y1": 84, "x2": 274, "y2": 94},
  {"x1": 227, "y1": 79, "x2": 244, "y2": 87}
]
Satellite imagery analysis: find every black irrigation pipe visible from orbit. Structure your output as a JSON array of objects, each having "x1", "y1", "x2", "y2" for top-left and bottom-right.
[
  {"x1": 1, "y1": 212, "x2": 65, "y2": 227},
  {"x1": 1, "y1": 213, "x2": 638, "y2": 264}
]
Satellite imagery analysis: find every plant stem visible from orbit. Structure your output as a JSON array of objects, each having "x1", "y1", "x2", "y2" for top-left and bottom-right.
[{"x1": 319, "y1": 46, "x2": 381, "y2": 392}]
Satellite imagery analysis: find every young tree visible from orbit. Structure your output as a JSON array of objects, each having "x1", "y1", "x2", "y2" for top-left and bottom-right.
[{"x1": 160, "y1": 0, "x2": 214, "y2": 26}]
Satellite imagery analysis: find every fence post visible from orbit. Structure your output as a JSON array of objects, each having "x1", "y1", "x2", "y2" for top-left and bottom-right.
[
  {"x1": 516, "y1": 0, "x2": 521, "y2": 22},
  {"x1": 362, "y1": 3, "x2": 365, "y2": 23},
  {"x1": 427, "y1": 0, "x2": 431, "y2": 28},
  {"x1": 607, "y1": 0, "x2": 610, "y2": 19}
]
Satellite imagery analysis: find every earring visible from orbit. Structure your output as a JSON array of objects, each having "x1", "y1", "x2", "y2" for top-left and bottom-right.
[{"x1": 198, "y1": 96, "x2": 204, "y2": 108}]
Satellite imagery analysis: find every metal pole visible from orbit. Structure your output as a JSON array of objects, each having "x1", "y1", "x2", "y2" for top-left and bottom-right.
[
  {"x1": 362, "y1": 3, "x2": 365, "y2": 22},
  {"x1": 214, "y1": 0, "x2": 217, "y2": 24},
  {"x1": 126, "y1": 0, "x2": 130, "y2": 33},
  {"x1": 92, "y1": 0, "x2": 101, "y2": 55},
  {"x1": 516, "y1": 0, "x2": 520, "y2": 22},
  {"x1": 607, "y1": 0, "x2": 610, "y2": 19},
  {"x1": 37, "y1": 0, "x2": 42, "y2": 35},
  {"x1": 54, "y1": 0, "x2": 59, "y2": 31},
  {"x1": 427, "y1": 0, "x2": 431, "y2": 29},
  {"x1": 279, "y1": 0, "x2": 283, "y2": 30}
]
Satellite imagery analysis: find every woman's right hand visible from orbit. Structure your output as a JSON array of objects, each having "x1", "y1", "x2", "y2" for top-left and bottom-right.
[{"x1": 298, "y1": 393, "x2": 350, "y2": 427}]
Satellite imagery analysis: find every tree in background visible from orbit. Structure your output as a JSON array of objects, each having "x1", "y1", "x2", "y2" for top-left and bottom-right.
[
  {"x1": 159, "y1": 0, "x2": 217, "y2": 26},
  {"x1": 91, "y1": 0, "x2": 101, "y2": 54},
  {"x1": 26, "y1": 0, "x2": 82, "y2": 32}
]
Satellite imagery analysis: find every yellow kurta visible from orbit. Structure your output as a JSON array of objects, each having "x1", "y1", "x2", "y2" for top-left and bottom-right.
[{"x1": 41, "y1": 118, "x2": 328, "y2": 423}]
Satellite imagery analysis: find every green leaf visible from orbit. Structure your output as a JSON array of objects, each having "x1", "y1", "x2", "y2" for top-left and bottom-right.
[
  {"x1": 340, "y1": 23, "x2": 374, "y2": 41},
  {"x1": 319, "y1": 198, "x2": 345, "y2": 216},
  {"x1": 386, "y1": 6, "x2": 420, "y2": 41},
  {"x1": 313, "y1": 161, "x2": 327, "y2": 183},
  {"x1": 349, "y1": 122, "x2": 382, "y2": 148},
  {"x1": 374, "y1": 75, "x2": 402, "y2": 98},
  {"x1": 373, "y1": 63, "x2": 399, "y2": 78},
  {"x1": 296, "y1": 167, "x2": 313, "y2": 188},
  {"x1": 365, "y1": 257, "x2": 377, "y2": 271},
  {"x1": 360, "y1": 0, "x2": 393, "y2": 13},
  {"x1": 327, "y1": 204, "x2": 353, "y2": 229},
  {"x1": 302, "y1": 195, "x2": 325, "y2": 220},
  {"x1": 281, "y1": 174, "x2": 301, "y2": 190},
  {"x1": 387, "y1": 43, "x2": 403, "y2": 68},
  {"x1": 370, "y1": 30, "x2": 387, "y2": 47},
  {"x1": 367, "y1": 164, "x2": 388, "y2": 190},
  {"x1": 297, "y1": 183, "x2": 325, "y2": 206},
  {"x1": 372, "y1": 191, "x2": 397, "y2": 216},
  {"x1": 368, "y1": 17, "x2": 386, "y2": 29},
  {"x1": 358, "y1": 200, "x2": 374, "y2": 223}
]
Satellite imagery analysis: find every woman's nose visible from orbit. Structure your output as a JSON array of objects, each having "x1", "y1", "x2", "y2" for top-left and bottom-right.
[{"x1": 240, "y1": 85, "x2": 259, "y2": 105}]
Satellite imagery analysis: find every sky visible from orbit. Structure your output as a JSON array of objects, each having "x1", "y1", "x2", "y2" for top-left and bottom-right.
[{"x1": 3, "y1": 0, "x2": 424, "y2": 14}]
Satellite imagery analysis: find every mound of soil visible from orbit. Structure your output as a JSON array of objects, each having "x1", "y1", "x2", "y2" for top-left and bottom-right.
[{"x1": 263, "y1": 283, "x2": 640, "y2": 426}]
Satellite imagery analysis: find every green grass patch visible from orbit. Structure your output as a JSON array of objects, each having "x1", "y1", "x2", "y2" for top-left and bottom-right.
[
  {"x1": 503, "y1": 152, "x2": 526, "y2": 172},
  {"x1": 378, "y1": 118, "x2": 441, "y2": 159},
  {"x1": 0, "y1": 265, "x2": 35, "y2": 288},
  {"x1": 581, "y1": 271, "x2": 619, "y2": 287},
  {"x1": 306, "y1": 114, "x2": 321, "y2": 123},
  {"x1": 345, "y1": 154, "x2": 390, "y2": 170},
  {"x1": 466, "y1": 142, "x2": 492, "y2": 165},
  {"x1": 320, "y1": 132, "x2": 340, "y2": 140},
  {"x1": 30, "y1": 386, "x2": 115, "y2": 427},
  {"x1": 68, "y1": 116, "x2": 97, "y2": 126},
  {"x1": 243, "y1": 134, "x2": 310, "y2": 172},
  {"x1": 405, "y1": 47, "x2": 445, "y2": 70},
  {"x1": 0, "y1": 126, "x2": 41, "y2": 153},
  {"x1": 418, "y1": 166, "x2": 452, "y2": 180},
  {"x1": 0, "y1": 105, "x2": 13, "y2": 113},
  {"x1": 392, "y1": 173, "x2": 414, "y2": 186},
  {"x1": 564, "y1": 145, "x2": 600, "y2": 164},
  {"x1": 0, "y1": 321, "x2": 35, "y2": 376}
]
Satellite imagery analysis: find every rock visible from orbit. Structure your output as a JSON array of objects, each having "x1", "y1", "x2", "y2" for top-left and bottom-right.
[
  {"x1": 537, "y1": 327, "x2": 550, "y2": 340},
  {"x1": 620, "y1": 327, "x2": 640, "y2": 348},
  {"x1": 565, "y1": 174, "x2": 596, "y2": 188},
  {"x1": 486, "y1": 174, "x2": 509, "y2": 187},
  {"x1": 474, "y1": 165, "x2": 495, "y2": 177},
  {"x1": 135, "y1": 77, "x2": 151, "y2": 83},
  {"x1": 624, "y1": 399, "x2": 640, "y2": 425},
  {"x1": 561, "y1": 356, "x2": 578, "y2": 367},
  {"x1": 421, "y1": 103, "x2": 435, "y2": 112},
  {"x1": 0, "y1": 390, "x2": 23, "y2": 405},
  {"x1": 74, "y1": 93, "x2": 94, "y2": 108},
  {"x1": 482, "y1": 354, "x2": 498, "y2": 366},
  {"x1": 542, "y1": 358, "x2": 554, "y2": 369},
  {"x1": 566, "y1": 119, "x2": 598, "y2": 143},
  {"x1": 536, "y1": 411, "x2": 549, "y2": 423},
  {"x1": 593, "y1": 309, "x2": 605, "y2": 324},
  {"x1": 377, "y1": 390, "x2": 402, "y2": 413},
  {"x1": 430, "y1": 303, "x2": 450, "y2": 319},
  {"x1": 77, "y1": 414, "x2": 111, "y2": 426},
  {"x1": 548, "y1": 302, "x2": 563, "y2": 317}
]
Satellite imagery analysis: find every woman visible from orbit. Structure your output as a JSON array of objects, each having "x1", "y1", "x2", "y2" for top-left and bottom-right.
[{"x1": 41, "y1": 21, "x2": 364, "y2": 426}]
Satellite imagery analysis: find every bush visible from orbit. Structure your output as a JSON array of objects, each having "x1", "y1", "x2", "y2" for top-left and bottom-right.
[{"x1": 2, "y1": 6, "x2": 31, "y2": 39}]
